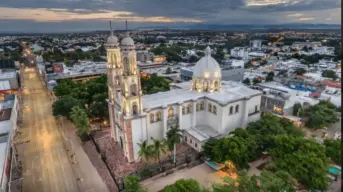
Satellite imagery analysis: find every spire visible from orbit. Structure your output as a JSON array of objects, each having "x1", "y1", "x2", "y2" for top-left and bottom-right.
[
  {"x1": 125, "y1": 20, "x2": 130, "y2": 37},
  {"x1": 204, "y1": 46, "x2": 211, "y2": 56},
  {"x1": 109, "y1": 21, "x2": 113, "y2": 35}
]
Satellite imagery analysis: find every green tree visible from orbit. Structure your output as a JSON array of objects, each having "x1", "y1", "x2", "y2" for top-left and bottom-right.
[
  {"x1": 166, "y1": 66, "x2": 172, "y2": 74},
  {"x1": 70, "y1": 106, "x2": 90, "y2": 136},
  {"x1": 265, "y1": 72, "x2": 274, "y2": 82},
  {"x1": 52, "y1": 96, "x2": 80, "y2": 118},
  {"x1": 137, "y1": 140, "x2": 153, "y2": 162},
  {"x1": 294, "y1": 68, "x2": 307, "y2": 75},
  {"x1": 269, "y1": 135, "x2": 330, "y2": 191},
  {"x1": 161, "y1": 179, "x2": 201, "y2": 192},
  {"x1": 124, "y1": 175, "x2": 147, "y2": 192},
  {"x1": 293, "y1": 103, "x2": 303, "y2": 116},
  {"x1": 305, "y1": 101, "x2": 339, "y2": 129},
  {"x1": 165, "y1": 125, "x2": 182, "y2": 165},
  {"x1": 322, "y1": 70, "x2": 338, "y2": 80},
  {"x1": 212, "y1": 170, "x2": 260, "y2": 192},
  {"x1": 259, "y1": 170, "x2": 296, "y2": 192},
  {"x1": 252, "y1": 78, "x2": 261, "y2": 85},
  {"x1": 188, "y1": 55, "x2": 198, "y2": 63},
  {"x1": 324, "y1": 139, "x2": 341, "y2": 165},
  {"x1": 150, "y1": 137, "x2": 167, "y2": 166},
  {"x1": 242, "y1": 78, "x2": 251, "y2": 85}
]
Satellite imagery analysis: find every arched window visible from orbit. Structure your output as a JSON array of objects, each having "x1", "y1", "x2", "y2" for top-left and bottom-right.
[
  {"x1": 150, "y1": 113, "x2": 154, "y2": 123},
  {"x1": 168, "y1": 107, "x2": 174, "y2": 117},
  {"x1": 123, "y1": 57, "x2": 130, "y2": 75},
  {"x1": 196, "y1": 103, "x2": 200, "y2": 111},
  {"x1": 187, "y1": 104, "x2": 192, "y2": 113},
  {"x1": 131, "y1": 84, "x2": 138, "y2": 96},
  {"x1": 213, "y1": 106, "x2": 217, "y2": 115},
  {"x1": 229, "y1": 106, "x2": 233, "y2": 115},
  {"x1": 132, "y1": 102, "x2": 138, "y2": 115},
  {"x1": 235, "y1": 105, "x2": 239, "y2": 113},
  {"x1": 208, "y1": 104, "x2": 212, "y2": 112},
  {"x1": 182, "y1": 106, "x2": 186, "y2": 115},
  {"x1": 200, "y1": 101, "x2": 204, "y2": 110},
  {"x1": 214, "y1": 81, "x2": 219, "y2": 91},
  {"x1": 156, "y1": 112, "x2": 161, "y2": 121}
]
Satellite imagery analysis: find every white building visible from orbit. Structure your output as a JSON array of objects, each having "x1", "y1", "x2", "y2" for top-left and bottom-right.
[
  {"x1": 105, "y1": 32, "x2": 262, "y2": 162},
  {"x1": 230, "y1": 47, "x2": 249, "y2": 59}
]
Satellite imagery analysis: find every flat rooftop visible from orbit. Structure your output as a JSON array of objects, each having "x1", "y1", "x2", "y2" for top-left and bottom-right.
[
  {"x1": 0, "y1": 71, "x2": 16, "y2": 79},
  {"x1": 186, "y1": 125, "x2": 220, "y2": 142}
]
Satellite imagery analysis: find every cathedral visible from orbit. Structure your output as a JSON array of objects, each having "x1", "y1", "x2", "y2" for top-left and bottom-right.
[{"x1": 105, "y1": 30, "x2": 262, "y2": 163}]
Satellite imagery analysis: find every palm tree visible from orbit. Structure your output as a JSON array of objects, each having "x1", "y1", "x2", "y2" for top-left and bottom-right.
[
  {"x1": 165, "y1": 125, "x2": 183, "y2": 165},
  {"x1": 70, "y1": 106, "x2": 90, "y2": 136},
  {"x1": 150, "y1": 137, "x2": 167, "y2": 166},
  {"x1": 137, "y1": 140, "x2": 153, "y2": 162}
]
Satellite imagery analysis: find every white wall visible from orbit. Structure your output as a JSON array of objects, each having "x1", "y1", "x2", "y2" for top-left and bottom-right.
[
  {"x1": 132, "y1": 117, "x2": 146, "y2": 160},
  {"x1": 147, "y1": 109, "x2": 164, "y2": 140},
  {"x1": 222, "y1": 100, "x2": 245, "y2": 132},
  {"x1": 247, "y1": 95, "x2": 261, "y2": 114}
]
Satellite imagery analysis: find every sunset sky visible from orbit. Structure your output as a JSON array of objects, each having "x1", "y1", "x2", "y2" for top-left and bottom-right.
[{"x1": 0, "y1": 0, "x2": 340, "y2": 32}]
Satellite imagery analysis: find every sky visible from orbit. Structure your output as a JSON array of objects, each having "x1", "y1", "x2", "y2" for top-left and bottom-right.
[{"x1": 0, "y1": 0, "x2": 341, "y2": 32}]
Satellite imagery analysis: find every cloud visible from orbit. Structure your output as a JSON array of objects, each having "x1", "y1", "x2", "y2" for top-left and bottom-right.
[
  {"x1": 298, "y1": 17, "x2": 315, "y2": 21},
  {"x1": 0, "y1": 7, "x2": 203, "y2": 23},
  {"x1": 0, "y1": 0, "x2": 340, "y2": 32},
  {"x1": 287, "y1": 13, "x2": 304, "y2": 17}
]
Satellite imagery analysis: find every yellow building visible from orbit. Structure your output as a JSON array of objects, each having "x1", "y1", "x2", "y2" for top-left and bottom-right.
[{"x1": 152, "y1": 55, "x2": 166, "y2": 63}]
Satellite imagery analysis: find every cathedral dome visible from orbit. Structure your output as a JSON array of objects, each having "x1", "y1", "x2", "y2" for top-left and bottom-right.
[
  {"x1": 107, "y1": 32, "x2": 118, "y2": 44},
  {"x1": 121, "y1": 32, "x2": 134, "y2": 46},
  {"x1": 193, "y1": 46, "x2": 221, "y2": 79}
]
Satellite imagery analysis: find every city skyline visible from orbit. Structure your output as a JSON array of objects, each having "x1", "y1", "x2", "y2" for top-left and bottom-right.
[{"x1": 0, "y1": 0, "x2": 341, "y2": 32}]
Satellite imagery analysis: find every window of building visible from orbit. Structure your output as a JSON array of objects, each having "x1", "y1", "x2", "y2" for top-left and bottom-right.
[
  {"x1": 190, "y1": 139, "x2": 192, "y2": 144},
  {"x1": 229, "y1": 106, "x2": 233, "y2": 115},
  {"x1": 235, "y1": 105, "x2": 239, "y2": 113},
  {"x1": 156, "y1": 111, "x2": 161, "y2": 121},
  {"x1": 195, "y1": 143, "x2": 198, "y2": 148},
  {"x1": 213, "y1": 106, "x2": 217, "y2": 115},
  {"x1": 182, "y1": 106, "x2": 186, "y2": 115},
  {"x1": 187, "y1": 104, "x2": 192, "y2": 113},
  {"x1": 200, "y1": 101, "x2": 204, "y2": 110},
  {"x1": 208, "y1": 104, "x2": 212, "y2": 112},
  {"x1": 255, "y1": 105, "x2": 258, "y2": 112},
  {"x1": 184, "y1": 136, "x2": 187, "y2": 142},
  {"x1": 168, "y1": 107, "x2": 174, "y2": 117},
  {"x1": 150, "y1": 113, "x2": 154, "y2": 123}
]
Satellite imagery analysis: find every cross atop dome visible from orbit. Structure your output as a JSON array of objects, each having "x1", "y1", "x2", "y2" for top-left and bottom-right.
[{"x1": 204, "y1": 46, "x2": 212, "y2": 56}]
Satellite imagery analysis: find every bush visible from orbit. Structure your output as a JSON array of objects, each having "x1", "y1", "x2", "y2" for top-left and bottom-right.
[{"x1": 139, "y1": 167, "x2": 153, "y2": 179}]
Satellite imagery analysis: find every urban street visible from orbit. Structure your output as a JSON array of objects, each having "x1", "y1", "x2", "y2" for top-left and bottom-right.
[{"x1": 16, "y1": 67, "x2": 79, "y2": 192}]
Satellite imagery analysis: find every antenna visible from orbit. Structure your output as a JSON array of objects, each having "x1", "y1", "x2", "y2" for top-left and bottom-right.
[
  {"x1": 109, "y1": 21, "x2": 113, "y2": 31},
  {"x1": 125, "y1": 20, "x2": 128, "y2": 31}
]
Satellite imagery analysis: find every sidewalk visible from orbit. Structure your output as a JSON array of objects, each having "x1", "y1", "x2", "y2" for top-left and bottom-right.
[{"x1": 61, "y1": 118, "x2": 109, "y2": 192}]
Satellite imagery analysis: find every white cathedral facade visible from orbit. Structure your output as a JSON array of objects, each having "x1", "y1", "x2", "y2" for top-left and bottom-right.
[{"x1": 105, "y1": 31, "x2": 262, "y2": 163}]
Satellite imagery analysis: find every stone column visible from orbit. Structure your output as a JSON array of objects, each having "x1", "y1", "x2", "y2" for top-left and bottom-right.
[
  {"x1": 241, "y1": 98, "x2": 250, "y2": 128},
  {"x1": 162, "y1": 106, "x2": 168, "y2": 138},
  {"x1": 178, "y1": 103, "x2": 183, "y2": 129},
  {"x1": 192, "y1": 100, "x2": 197, "y2": 129}
]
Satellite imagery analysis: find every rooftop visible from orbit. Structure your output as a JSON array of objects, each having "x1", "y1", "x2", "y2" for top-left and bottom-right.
[
  {"x1": 142, "y1": 81, "x2": 261, "y2": 110},
  {"x1": 186, "y1": 125, "x2": 220, "y2": 142}
]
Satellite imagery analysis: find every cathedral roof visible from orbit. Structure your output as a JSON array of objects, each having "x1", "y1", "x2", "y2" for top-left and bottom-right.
[
  {"x1": 121, "y1": 32, "x2": 134, "y2": 46},
  {"x1": 106, "y1": 32, "x2": 118, "y2": 44},
  {"x1": 193, "y1": 46, "x2": 221, "y2": 79},
  {"x1": 142, "y1": 81, "x2": 262, "y2": 110}
]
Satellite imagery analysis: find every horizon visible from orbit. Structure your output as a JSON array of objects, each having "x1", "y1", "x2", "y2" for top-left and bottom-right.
[{"x1": 0, "y1": 0, "x2": 340, "y2": 33}]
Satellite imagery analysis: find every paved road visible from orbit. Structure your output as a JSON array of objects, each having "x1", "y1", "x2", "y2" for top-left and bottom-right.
[{"x1": 17, "y1": 68, "x2": 80, "y2": 192}]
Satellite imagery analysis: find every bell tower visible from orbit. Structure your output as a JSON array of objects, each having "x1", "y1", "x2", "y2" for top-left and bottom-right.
[
  {"x1": 120, "y1": 22, "x2": 143, "y2": 117},
  {"x1": 105, "y1": 21, "x2": 122, "y2": 140}
]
